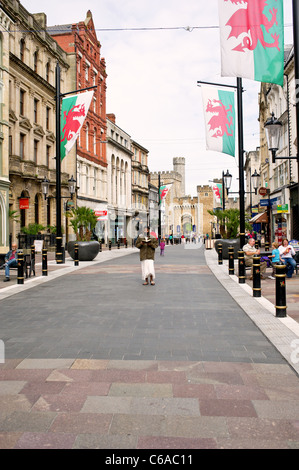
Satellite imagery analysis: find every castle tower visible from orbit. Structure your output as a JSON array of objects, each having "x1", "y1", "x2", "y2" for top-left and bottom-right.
[{"x1": 173, "y1": 157, "x2": 185, "y2": 197}]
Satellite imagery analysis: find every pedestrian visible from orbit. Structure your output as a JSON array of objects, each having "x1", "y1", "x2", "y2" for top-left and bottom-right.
[
  {"x1": 159, "y1": 238, "x2": 165, "y2": 256},
  {"x1": 136, "y1": 227, "x2": 159, "y2": 285},
  {"x1": 278, "y1": 238, "x2": 296, "y2": 278},
  {"x1": 268, "y1": 241, "x2": 281, "y2": 279},
  {"x1": 1, "y1": 242, "x2": 19, "y2": 282},
  {"x1": 243, "y1": 238, "x2": 267, "y2": 279}
]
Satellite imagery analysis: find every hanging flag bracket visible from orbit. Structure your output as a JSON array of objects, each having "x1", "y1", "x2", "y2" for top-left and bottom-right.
[
  {"x1": 197, "y1": 80, "x2": 241, "y2": 91},
  {"x1": 59, "y1": 85, "x2": 97, "y2": 99}
]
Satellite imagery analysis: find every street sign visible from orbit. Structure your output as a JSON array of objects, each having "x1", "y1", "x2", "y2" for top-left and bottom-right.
[
  {"x1": 277, "y1": 204, "x2": 288, "y2": 213},
  {"x1": 259, "y1": 187, "x2": 268, "y2": 196}
]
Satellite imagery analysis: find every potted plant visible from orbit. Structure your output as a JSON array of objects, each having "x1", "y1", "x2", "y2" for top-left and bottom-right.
[{"x1": 67, "y1": 206, "x2": 100, "y2": 261}]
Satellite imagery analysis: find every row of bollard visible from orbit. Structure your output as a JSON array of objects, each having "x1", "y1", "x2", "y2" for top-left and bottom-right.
[
  {"x1": 16, "y1": 240, "x2": 131, "y2": 286},
  {"x1": 217, "y1": 243, "x2": 287, "y2": 318}
]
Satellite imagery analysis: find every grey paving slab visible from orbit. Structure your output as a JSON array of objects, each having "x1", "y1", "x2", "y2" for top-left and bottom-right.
[{"x1": 0, "y1": 245, "x2": 286, "y2": 364}]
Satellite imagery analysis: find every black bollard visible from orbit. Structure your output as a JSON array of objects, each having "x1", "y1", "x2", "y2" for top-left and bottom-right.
[
  {"x1": 125, "y1": 240, "x2": 128, "y2": 248},
  {"x1": 74, "y1": 243, "x2": 79, "y2": 266},
  {"x1": 228, "y1": 246, "x2": 234, "y2": 275},
  {"x1": 109, "y1": 240, "x2": 112, "y2": 251},
  {"x1": 17, "y1": 251, "x2": 24, "y2": 285},
  {"x1": 42, "y1": 248, "x2": 48, "y2": 276},
  {"x1": 255, "y1": 240, "x2": 259, "y2": 249},
  {"x1": 265, "y1": 241, "x2": 269, "y2": 251},
  {"x1": 99, "y1": 242, "x2": 102, "y2": 252},
  {"x1": 238, "y1": 250, "x2": 246, "y2": 284},
  {"x1": 117, "y1": 241, "x2": 120, "y2": 249},
  {"x1": 252, "y1": 254, "x2": 261, "y2": 297},
  {"x1": 218, "y1": 243, "x2": 223, "y2": 265},
  {"x1": 275, "y1": 263, "x2": 287, "y2": 317}
]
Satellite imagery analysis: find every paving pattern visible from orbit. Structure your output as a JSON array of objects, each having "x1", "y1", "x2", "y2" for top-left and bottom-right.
[{"x1": 0, "y1": 245, "x2": 299, "y2": 449}]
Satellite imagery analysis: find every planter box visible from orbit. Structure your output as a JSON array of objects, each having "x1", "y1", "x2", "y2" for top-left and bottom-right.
[
  {"x1": 214, "y1": 239, "x2": 241, "y2": 259},
  {"x1": 67, "y1": 241, "x2": 100, "y2": 261}
]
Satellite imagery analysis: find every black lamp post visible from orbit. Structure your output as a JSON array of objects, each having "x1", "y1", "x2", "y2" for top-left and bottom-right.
[{"x1": 222, "y1": 169, "x2": 232, "y2": 211}]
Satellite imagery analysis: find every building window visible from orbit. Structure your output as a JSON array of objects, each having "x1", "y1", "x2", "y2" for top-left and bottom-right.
[
  {"x1": 35, "y1": 194, "x2": 39, "y2": 224},
  {"x1": 86, "y1": 123, "x2": 89, "y2": 151},
  {"x1": 93, "y1": 128, "x2": 97, "y2": 154},
  {"x1": 20, "y1": 134, "x2": 25, "y2": 159},
  {"x1": 20, "y1": 39, "x2": 25, "y2": 61},
  {"x1": 20, "y1": 89, "x2": 25, "y2": 115},
  {"x1": 85, "y1": 64, "x2": 89, "y2": 82},
  {"x1": 46, "y1": 145, "x2": 51, "y2": 167},
  {"x1": 33, "y1": 50, "x2": 38, "y2": 73},
  {"x1": 34, "y1": 98, "x2": 38, "y2": 123},
  {"x1": 34, "y1": 139, "x2": 38, "y2": 163},
  {"x1": 46, "y1": 62, "x2": 50, "y2": 81},
  {"x1": 46, "y1": 107, "x2": 50, "y2": 130}
]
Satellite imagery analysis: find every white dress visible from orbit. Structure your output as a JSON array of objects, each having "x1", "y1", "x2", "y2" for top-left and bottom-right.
[{"x1": 141, "y1": 259, "x2": 155, "y2": 280}]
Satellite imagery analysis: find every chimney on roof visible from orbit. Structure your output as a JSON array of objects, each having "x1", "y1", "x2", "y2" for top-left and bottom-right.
[{"x1": 107, "y1": 113, "x2": 116, "y2": 123}]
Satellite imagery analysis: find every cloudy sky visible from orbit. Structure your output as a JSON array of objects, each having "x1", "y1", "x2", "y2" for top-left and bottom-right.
[{"x1": 22, "y1": 0, "x2": 294, "y2": 196}]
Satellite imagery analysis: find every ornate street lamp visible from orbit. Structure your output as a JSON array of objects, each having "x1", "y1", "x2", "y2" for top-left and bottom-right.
[
  {"x1": 264, "y1": 112, "x2": 282, "y2": 163},
  {"x1": 251, "y1": 169, "x2": 260, "y2": 195},
  {"x1": 41, "y1": 177, "x2": 50, "y2": 200},
  {"x1": 41, "y1": 175, "x2": 76, "y2": 200},
  {"x1": 223, "y1": 169, "x2": 232, "y2": 194}
]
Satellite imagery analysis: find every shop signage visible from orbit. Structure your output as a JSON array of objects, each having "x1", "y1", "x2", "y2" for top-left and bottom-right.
[
  {"x1": 19, "y1": 198, "x2": 29, "y2": 209},
  {"x1": 259, "y1": 199, "x2": 270, "y2": 206},
  {"x1": 259, "y1": 187, "x2": 268, "y2": 196},
  {"x1": 277, "y1": 204, "x2": 288, "y2": 213},
  {"x1": 94, "y1": 210, "x2": 108, "y2": 221}
]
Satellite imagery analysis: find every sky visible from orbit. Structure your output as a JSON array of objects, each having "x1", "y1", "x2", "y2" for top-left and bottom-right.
[{"x1": 21, "y1": 0, "x2": 294, "y2": 196}]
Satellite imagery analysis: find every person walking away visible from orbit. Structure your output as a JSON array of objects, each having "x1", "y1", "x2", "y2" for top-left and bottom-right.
[
  {"x1": 2, "y1": 243, "x2": 19, "y2": 282},
  {"x1": 278, "y1": 238, "x2": 296, "y2": 278},
  {"x1": 243, "y1": 238, "x2": 267, "y2": 280},
  {"x1": 159, "y1": 239, "x2": 165, "y2": 256},
  {"x1": 136, "y1": 227, "x2": 159, "y2": 285},
  {"x1": 268, "y1": 241, "x2": 281, "y2": 279}
]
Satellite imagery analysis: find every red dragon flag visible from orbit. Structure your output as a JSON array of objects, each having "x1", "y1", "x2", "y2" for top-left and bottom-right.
[
  {"x1": 201, "y1": 87, "x2": 235, "y2": 157},
  {"x1": 159, "y1": 184, "x2": 172, "y2": 202},
  {"x1": 218, "y1": 0, "x2": 284, "y2": 86},
  {"x1": 212, "y1": 183, "x2": 223, "y2": 205},
  {"x1": 60, "y1": 90, "x2": 94, "y2": 160}
]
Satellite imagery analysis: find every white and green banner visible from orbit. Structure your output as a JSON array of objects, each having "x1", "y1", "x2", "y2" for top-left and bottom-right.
[
  {"x1": 218, "y1": 0, "x2": 284, "y2": 86},
  {"x1": 60, "y1": 90, "x2": 94, "y2": 160},
  {"x1": 201, "y1": 87, "x2": 235, "y2": 157},
  {"x1": 212, "y1": 183, "x2": 223, "y2": 205},
  {"x1": 159, "y1": 184, "x2": 172, "y2": 202}
]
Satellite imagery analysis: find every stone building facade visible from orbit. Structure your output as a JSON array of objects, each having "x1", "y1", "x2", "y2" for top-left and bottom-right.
[
  {"x1": 0, "y1": 6, "x2": 12, "y2": 254},
  {"x1": 4, "y1": 0, "x2": 70, "y2": 248},
  {"x1": 106, "y1": 114, "x2": 133, "y2": 243},
  {"x1": 48, "y1": 10, "x2": 108, "y2": 230}
]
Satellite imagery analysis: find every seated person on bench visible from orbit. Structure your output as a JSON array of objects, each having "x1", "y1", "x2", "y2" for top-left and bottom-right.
[
  {"x1": 1, "y1": 243, "x2": 20, "y2": 282},
  {"x1": 243, "y1": 237, "x2": 267, "y2": 280}
]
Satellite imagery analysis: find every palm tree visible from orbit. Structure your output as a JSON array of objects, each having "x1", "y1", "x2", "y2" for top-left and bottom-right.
[{"x1": 69, "y1": 206, "x2": 98, "y2": 241}]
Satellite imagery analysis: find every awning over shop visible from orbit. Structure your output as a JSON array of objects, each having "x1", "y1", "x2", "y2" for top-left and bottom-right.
[{"x1": 249, "y1": 212, "x2": 268, "y2": 224}]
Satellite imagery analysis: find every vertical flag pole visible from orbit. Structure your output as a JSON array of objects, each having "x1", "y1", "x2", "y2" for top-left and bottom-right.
[
  {"x1": 55, "y1": 62, "x2": 63, "y2": 264},
  {"x1": 237, "y1": 78, "x2": 245, "y2": 249},
  {"x1": 292, "y1": 0, "x2": 299, "y2": 235}
]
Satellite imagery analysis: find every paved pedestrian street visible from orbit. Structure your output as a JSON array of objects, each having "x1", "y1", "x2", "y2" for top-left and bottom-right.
[{"x1": 0, "y1": 244, "x2": 299, "y2": 449}]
